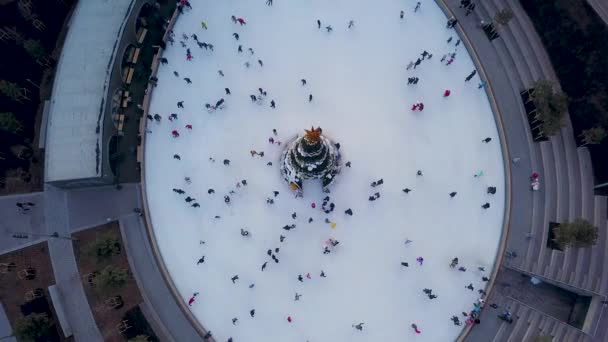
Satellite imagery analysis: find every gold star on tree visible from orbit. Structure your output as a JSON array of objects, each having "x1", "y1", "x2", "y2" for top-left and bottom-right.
[{"x1": 304, "y1": 126, "x2": 322, "y2": 143}]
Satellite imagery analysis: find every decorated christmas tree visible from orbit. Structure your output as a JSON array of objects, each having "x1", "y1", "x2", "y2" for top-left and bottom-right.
[{"x1": 280, "y1": 127, "x2": 341, "y2": 193}]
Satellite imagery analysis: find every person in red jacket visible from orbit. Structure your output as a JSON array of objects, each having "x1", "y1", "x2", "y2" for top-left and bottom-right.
[
  {"x1": 287, "y1": 316, "x2": 292, "y2": 323},
  {"x1": 188, "y1": 292, "x2": 199, "y2": 306},
  {"x1": 411, "y1": 103, "x2": 418, "y2": 111},
  {"x1": 443, "y1": 89, "x2": 451, "y2": 97},
  {"x1": 237, "y1": 18, "x2": 246, "y2": 25},
  {"x1": 185, "y1": 124, "x2": 192, "y2": 130},
  {"x1": 172, "y1": 130, "x2": 180, "y2": 137}
]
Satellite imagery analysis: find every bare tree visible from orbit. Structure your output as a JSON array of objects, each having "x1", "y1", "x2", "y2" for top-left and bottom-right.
[
  {"x1": 0, "y1": 80, "x2": 29, "y2": 102},
  {"x1": 0, "y1": 112, "x2": 23, "y2": 133},
  {"x1": 581, "y1": 126, "x2": 606, "y2": 146},
  {"x1": 0, "y1": 26, "x2": 25, "y2": 44},
  {"x1": 22, "y1": 39, "x2": 51, "y2": 66},
  {"x1": 18, "y1": 0, "x2": 46, "y2": 32},
  {"x1": 494, "y1": 8, "x2": 514, "y2": 27},
  {"x1": 530, "y1": 80, "x2": 568, "y2": 136}
]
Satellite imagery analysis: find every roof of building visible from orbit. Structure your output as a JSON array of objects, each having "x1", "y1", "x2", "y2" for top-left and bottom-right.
[{"x1": 44, "y1": 0, "x2": 135, "y2": 183}]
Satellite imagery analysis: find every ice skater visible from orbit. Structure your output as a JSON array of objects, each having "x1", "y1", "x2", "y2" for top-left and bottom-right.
[
  {"x1": 371, "y1": 178, "x2": 384, "y2": 187},
  {"x1": 450, "y1": 257, "x2": 459, "y2": 268},
  {"x1": 197, "y1": 256, "x2": 205, "y2": 265},
  {"x1": 309, "y1": 94, "x2": 313, "y2": 102},
  {"x1": 414, "y1": 2, "x2": 421, "y2": 12},
  {"x1": 348, "y1": 20, "x2": 355, "y2": 29},
  {"x1": 416, "y1": 256, "x2": 424, "y2": 265},
  {"x1": 465, "y1": 70, "x2": 477, "y2": 82},
  {"x1": 326, "y1": 25, "x2": 333, "y2": 32},
  {"x1": 353, "y1": 323, "x2": 364, "y2": 331},
  {"x1": 233, "y1": 33, "x2": 239, "y2": 40},
  {"x1": 411, "y1": 323, "x2": 421, "y2": 334},
  {"x1": 482, "y1": 137, "x2": 492, "y2": 143},
  {"x1": 443, "y1": 89, "x2": 451, "y2": 97},
  {"x1": 188, "y1": 292, "x2": 199, "y2": 306},
  {"x1": 400, "y1": 10, "x2": 405, "y2": 19},
  {"x1": 317, "y1": 19, "x2": 321, "y2": 29},
  {"x1": 450, "y1": 191, "x2": 457, "y2": 198}
]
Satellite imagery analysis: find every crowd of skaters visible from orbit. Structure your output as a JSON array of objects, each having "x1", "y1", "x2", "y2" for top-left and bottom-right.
[{"x1": 145, "y1": 0, "x2": 507, "y2": 340}]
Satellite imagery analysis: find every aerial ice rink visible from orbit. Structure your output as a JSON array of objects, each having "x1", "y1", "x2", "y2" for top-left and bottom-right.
[{"x1": 144, "y1": 0, "x2": 506, "y2": 340}]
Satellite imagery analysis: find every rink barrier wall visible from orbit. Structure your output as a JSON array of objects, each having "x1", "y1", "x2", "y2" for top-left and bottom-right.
[
  {"x1": 138, "y1": 7, "x2": 214, "y2": 342},
  {"x1": 433, "y1": 0, "x2": 514, "y2": 341}
]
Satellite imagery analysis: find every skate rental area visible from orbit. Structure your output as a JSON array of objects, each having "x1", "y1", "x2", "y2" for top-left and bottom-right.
[{"x1": 144, "y1": 0, "x2": 506, "y2": 340}]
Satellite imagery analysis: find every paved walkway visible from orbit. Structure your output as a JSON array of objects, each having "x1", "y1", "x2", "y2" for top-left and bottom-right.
[
  {"x1": 0, "y1": 303, "x2": 16, "y2": 342},
  {"x1": 66, "y1": 183, "x2": 140, "y2": 232},
  {"x1": 0, "y1": 182, "x2": 203, "y2": 342},
  {"x1": 0, "y1": 192, "x2": 46, "y2": 254},
  {"x1": 44, "y1": 185, "x2": 103, "y2": 341}
]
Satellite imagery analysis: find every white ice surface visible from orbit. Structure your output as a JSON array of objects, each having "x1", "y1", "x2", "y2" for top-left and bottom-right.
[{"x1": 145, "y1": 0, "x2": 506, "y2": 341}]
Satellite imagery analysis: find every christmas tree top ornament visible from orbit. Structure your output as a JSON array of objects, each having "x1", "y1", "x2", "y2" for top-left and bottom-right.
[
  {"x1": 280, "y1": 126, "x2": 342, "y2": 195},
  {"x1": 304, "y1": 126, "x2": 322, "y2": 143}
]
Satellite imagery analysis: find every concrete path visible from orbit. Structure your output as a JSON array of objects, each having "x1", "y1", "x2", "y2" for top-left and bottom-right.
[
  {"x1": 66, "y1": 183, "x2": 140, "y2": 232},
  {"x1": 0, "y1": 303, "x2": 16, "y2": 342},
  {"x1": 120, "y1": 212, "x2": 204, "y2": 342},
  {"x1": 44, "y1": 185, "x2": 104, "y2": 342},
  {"x1": 0, "y1": 192, "x2": 46, "y2": 254}
]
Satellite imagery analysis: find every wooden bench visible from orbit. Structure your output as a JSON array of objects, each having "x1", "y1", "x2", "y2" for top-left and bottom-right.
[
  {"x1": 117, "y1": 115, "x2": 125, "y2": 135},
  {"x1": 137, "y1": 28, "x2": 148, "y2": 44},
  {"x1": 125, "y1": 68, "x2": 135, "y2": 85},
  {"x1": 132, "y1": 48, "x2": 141, "y2": 64}
]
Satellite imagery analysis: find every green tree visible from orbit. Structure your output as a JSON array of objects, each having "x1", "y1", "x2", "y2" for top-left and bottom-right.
[
  {"x1": 0, "y1": 80, "x2": 29, "y2": 102},
  {"x1": 94, "y1": 265, "x2": 129, "y2": 291},
  {"x1": 87, "y1": 237, "x2": 121, "y2": 262},
  {"x1": 0, "y1": 112, "x2": 23, "y2": 133},
  {"x1": 581, "y1": 126, "x2": 606, "y2": 146},
  {"x1": 22, "y1": 39, "x2": 46, "y2": 60},
  {"x1": 494, "y1": 8, "x2": 514, "y2": 26},
  {"x1": 128, "y1": 335, "x2": 150, "y2": 342},
  {"x1": 553, "y1": 218, "x2": 599, "y2": 248},
  {"x1": 14, "y1": 313, "x2": 51, "y2": 341},
  {"x1": 530, "y1": 80, "x2": 568, "y2": 136}
]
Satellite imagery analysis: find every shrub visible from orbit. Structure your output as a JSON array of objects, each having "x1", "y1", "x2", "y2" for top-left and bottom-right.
[{"x1": 553, "y1": 218, "x2": 598, "y2": 248}]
